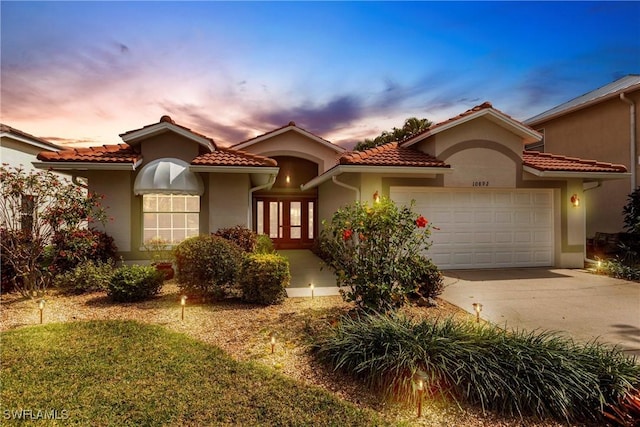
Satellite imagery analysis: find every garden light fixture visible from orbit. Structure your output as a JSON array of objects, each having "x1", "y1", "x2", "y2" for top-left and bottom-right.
[
  {"x1": 416, "y1": 377, "x2": 425, "y2": 417},
  {"x1": 373, "y1": 191, "x2": 380, "y2": 203},
  {"x1": 309, "y1": 283, "x2": 314, "y2": 299},
  {"x1": 570, "y1": 194, "x2": 580, "y2": 207},
  {"x1": 270, "y1": 335, "x2": 276, "y2": 354},
  {"x1": 180, "y1": 295, "x2": 187, "y2": 320},
  {"x1": 38, "y1": 299, "x2": 45, "y2": 324},
  {"x1": 472, "y1": 302, "x2": 483, "y2": 323}
]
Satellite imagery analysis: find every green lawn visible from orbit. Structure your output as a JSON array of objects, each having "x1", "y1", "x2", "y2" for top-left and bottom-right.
[{"x1": 1, "y1": 320, "x2": 385, "y2": 426}]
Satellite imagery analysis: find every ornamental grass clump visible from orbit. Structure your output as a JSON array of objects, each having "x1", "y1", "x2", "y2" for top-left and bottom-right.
[
  {"x1": 314, "y1": 314, "x2": 640, "y2": 424},
  {"x1": 319, "y1": 196, "x2": 442, "y2": 312}
]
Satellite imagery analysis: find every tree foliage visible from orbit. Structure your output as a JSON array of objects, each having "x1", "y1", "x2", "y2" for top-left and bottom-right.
[
  {"x1": 0, "y1": 165, "x2": 108, "y2": 297},
  {"x1": 354, "y1": 117, "x2": 432, "y2": 151},
  {"x1": 622, "y1": 187, "x2": 640, "y2": 234},
  {"x1": 319, "y1": 196, "x2": 440, "y2": 312}
]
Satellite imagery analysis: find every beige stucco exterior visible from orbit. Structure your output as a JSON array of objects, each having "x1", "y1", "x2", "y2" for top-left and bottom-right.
[{"x1": 526, "y1": 85, "x2": 640, "y2": 236}]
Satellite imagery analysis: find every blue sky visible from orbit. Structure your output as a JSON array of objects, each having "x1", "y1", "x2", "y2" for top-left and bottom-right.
[{"x1": 1, "y1": 1, "x2": 639, "y2": 148}]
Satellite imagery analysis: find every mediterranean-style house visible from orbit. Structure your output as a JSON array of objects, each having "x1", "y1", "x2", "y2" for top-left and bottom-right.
[
  {"x1": 34, "y1": 102, "x2": 629, "y2": 269},
  {"x1": 525, "y1": 75, "x2": 640, "y2": 237}
]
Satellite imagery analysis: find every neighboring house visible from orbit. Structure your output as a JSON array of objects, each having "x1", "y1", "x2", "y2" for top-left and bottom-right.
[
  {"x1": 525, "y1": 75, "x2": 640, "y2": 237},
  {"x1": 1, "y1": 123, "x2": 61, "y2": 171},
  {"x1": 35, "y1": 103, "x2": 629, "y2": 269}
]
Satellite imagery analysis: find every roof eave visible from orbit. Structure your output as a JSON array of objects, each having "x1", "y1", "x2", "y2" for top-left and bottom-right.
[
  {"x1": 301, "y1": 164, "x2": 453, "y2": 190},
  {"x1": 525, "y1": 82, "x2": 640, "y2": 126},
  {"x1": 233, "y1": 126, "x2": 345, "y2": 153},
  {"x1": 523, "y1": 165, "x2": 631, "y2": 180},
  {"x1": 121, "y1": 122, "x2": 215, "y2": 151},
  {"x1": 33, "y1": 160, "x2": 141, "y2": 171},
  {"x1": 403, "y1": 109, "x2": 541, "y2": 147},
  {"x1": 189, "y1": 165, "x2": 280, "y2": 175}
]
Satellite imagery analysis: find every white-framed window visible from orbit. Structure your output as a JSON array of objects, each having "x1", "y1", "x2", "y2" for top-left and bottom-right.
[{"x1": 142, "y1": 194, "x2": 200, "y2": 244}]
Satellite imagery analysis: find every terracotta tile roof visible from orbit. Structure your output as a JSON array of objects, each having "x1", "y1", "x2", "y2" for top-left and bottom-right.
[
  {"x1": 192, "y1": 147, "x2": 277, "y2": 167},
  {"x1": 119, "y1": 115, "x2": 216, "y2": 147},
  {"x1": 37, "y1": 144, "x2": 141, "y2": 163},
  {"x1": 231, "y1": 121, "x2": 343, "y2": 152},
  {"x1": 339, "y1": 142, "x2": 449, "y2": 168},
  {"x1": 523, "y1": 151, "x2": 628, "y2": 173}
]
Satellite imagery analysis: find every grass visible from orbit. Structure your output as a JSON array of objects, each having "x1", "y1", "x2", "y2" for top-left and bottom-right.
[
  {"x1": 314, "y1": 313, "x2": 640, "y2": 425},
  {"x1": 1, "y1": 320, "x2": 385, "y2": 426}
]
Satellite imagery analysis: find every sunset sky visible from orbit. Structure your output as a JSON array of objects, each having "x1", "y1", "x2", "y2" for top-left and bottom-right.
[{"x1": 2, "y1": 1, "x2": 639, "y2": 149}]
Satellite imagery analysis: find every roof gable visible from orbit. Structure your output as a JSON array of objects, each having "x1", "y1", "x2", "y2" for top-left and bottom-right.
[
  {"x1": 1, "y1": 123, "x2": 61, "y2": 151},
  {"x1": 525, "y1": 75, "x2": 640, "y2": 125},
  {"x1": 231, "y1": 121, "x2": 345, "y2": 154},
  {"x1": 119, "y1": 115, "x2": 216, "y2": 152},
  {"x1": 401, "y1": 102, "x2": 541, "y2": 147}
]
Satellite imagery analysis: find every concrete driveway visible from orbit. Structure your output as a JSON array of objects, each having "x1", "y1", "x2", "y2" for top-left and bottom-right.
[{"x1": 441, "y1": 268, "x2": 640, "y2": 357}]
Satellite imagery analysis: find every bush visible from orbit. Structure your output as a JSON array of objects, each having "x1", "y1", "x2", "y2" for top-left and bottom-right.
[
  {"x1": 254, "y1": 234, "x2": 275, "y2": 254},
  {"x1": 49, "y1": 229, "x2": 118, "y2": 274},
  {"x1": 107, "y1": 265, "x2": 163, "y2": 302},
  {"x1": 314, "y1": 314, "x2": 640, "y2": 424},
  {"x1": 319, "y1": 196, "x2": 439, "y2": 312},
  {"x1": 599, "y1": 258, "x2": 640, "y2": 282},
  {"x1": 240, "y1": 253, "x2": 290, "y2": 305},
  {"x1": 57, "y1": 260, "x2": 116, "y2": 294},
  {"x1": 622, "y1": 187, "x2": 640, "y2": 235},
  {"x1": 405, "y1": 255, "x2": 444, "y2": 300},
  {"x1": 174, "y1": 235, "x2": 243, "y2": 299},
  {"x1": 214, "y1": 225, "x2": 257, "y2": 253}
]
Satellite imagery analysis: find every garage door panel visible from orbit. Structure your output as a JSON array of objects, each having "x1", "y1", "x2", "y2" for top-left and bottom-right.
[{"x1": 391, "y1": 187, "x2": 554, "y2": 269}]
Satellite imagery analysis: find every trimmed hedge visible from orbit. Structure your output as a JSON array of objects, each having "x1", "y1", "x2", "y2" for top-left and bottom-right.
[
  {"x1": 214, "y1": 225, "x2": 257, "y2": 253},
  {"x1": 314, "y1": 314, "x2": 640, "y2": 424},
  {"x1": 174, "y1": 235, "x2": 243, "y2": 299},
  {"x1": 107, "y1": 265, "x2": 163, "y2": 302},
  {"x1": 240, "y1": 253, "x2": 290, "y2": 305},
  {"x1": 57, "y1": 260, "x2": 116, "y2": 294}
]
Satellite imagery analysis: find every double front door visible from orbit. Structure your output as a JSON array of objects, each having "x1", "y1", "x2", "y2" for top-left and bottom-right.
[{"x1": 255, "y1": 197, "x2": 316, "y2": 249}]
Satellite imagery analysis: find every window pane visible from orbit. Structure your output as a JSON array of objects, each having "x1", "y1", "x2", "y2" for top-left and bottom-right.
[
  {"x1": 158, "y1": 195, "x2": 172, "y2": 211},
  {"x1": 279, "y1": 202, "x2": 283, "y2": 238},
  {"x1": 173, "y1": 196, "x2": 186, "y2": 212},
  {"x1": 290, "y1": 202, "x2": 301, "y2": 226},
  {"x1": 269, "y1": 202, "x2": 279, "y2": 238},
  {"x1": 291, "y1": 227, "x2": 301, "y2": 239},
  {"x1": 158, "y1": 213, "x2": 171, "y2": 228},
  {"x1": 142, "y1": 195, "x2": 157, "y2": 211},
  {"x1": 143, "y1": 213, "x2": 157, "y2": 228},
  {"x1": 158, "y1": 230, "x2": 172, "y2": 242},
  {"x1": 186, "y1": 213, "x2": 199, "y2": 228},
  {"x1": 308, "y1": 202, "x2": 314, "y2": 239},
  {"x1": 186, "y1": 196, "x2": 200, "y2": 212},
  {"x1": 173, "y1": 214, "x2": 185, "y2": 228},
  {"x1": 172, "y1": 229, "x2": 186, "y2": 243},
  {"x1": 256, "y1": 201, "x2": 264, "y2": 235}
]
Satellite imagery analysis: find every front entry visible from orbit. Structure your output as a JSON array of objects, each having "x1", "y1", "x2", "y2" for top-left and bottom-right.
[{"x1": 254, "y1": 197, "x2": 316, "y2": 249}]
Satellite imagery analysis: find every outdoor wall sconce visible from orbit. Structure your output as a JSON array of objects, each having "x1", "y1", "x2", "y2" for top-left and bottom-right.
[
  {"x1": 38, "y1": 299, "x2": 45, "y2": 324},
  {"x1": 285, "y1": 175, "x2": 291, "y2": 184},
  {"x1": 373, "y1": 191, "x2": 380, "y2": 203},
  {"x1": 309, "y1": 283, "x2": 315, "y2": 299},
  {"x1": 472, "y1": 302, "x2": 483, "y2": 323},
  {"x1": 180, "y1": 295, "x2": 187, "y2": 320},
  {"x1": 570, "y1": 194, "x2": 580, "y2": 207},
  {"x1": 270, "y1": 335, "x2": 276, "y2": 354}
]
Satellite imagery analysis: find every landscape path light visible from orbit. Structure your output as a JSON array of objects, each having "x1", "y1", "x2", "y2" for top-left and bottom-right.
[
  {"x1": 38, "y1": 299, "x2": 45, "y2": 324},
  {"x1": 472, "y1": 302, "x2": 483, "y2": 323},
  {"x1": 180, "y1": 295, "x2": 187, "y2": 321},
  {"x1": 270, "y1": 335, "x2": 276, "y2": 354},
  {"x1": 416, "y1": 376, "x2": 425, "y2": 417},
  {"x1": 309, "y1": 283, "x2": 314, "y2": 299}
]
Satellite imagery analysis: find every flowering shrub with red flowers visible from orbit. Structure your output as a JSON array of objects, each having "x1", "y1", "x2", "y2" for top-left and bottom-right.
[
  {"x1": 319, "y1": 196, "x2": 442, "y2": 312},
  {"x1": 0, "y1": 165, "x2": 109, "y2": 298},
  {"x1": 48, "y1": 228, "x2": 117, "y2": 275}
]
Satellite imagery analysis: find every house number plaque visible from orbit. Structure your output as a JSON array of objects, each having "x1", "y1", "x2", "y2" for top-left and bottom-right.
[{"x1": 472, "y1": 181, "x2": 490, "y2": 187}]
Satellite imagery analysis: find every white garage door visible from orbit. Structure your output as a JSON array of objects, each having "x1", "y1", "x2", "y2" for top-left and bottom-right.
[{"x1": 390, "y1": 187, "x2": 554, "y2": 269}]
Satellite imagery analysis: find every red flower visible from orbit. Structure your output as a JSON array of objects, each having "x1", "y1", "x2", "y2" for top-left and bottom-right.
[
  {"x1": 416, "y1": 216, "x2": 428, "y2": 228},
  {"x1": 342, "y1": 229, "x2": 353, "y2": 240}
]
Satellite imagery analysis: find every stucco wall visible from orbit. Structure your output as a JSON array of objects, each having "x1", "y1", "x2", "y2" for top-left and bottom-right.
[
  {"x1": 530, "y1": 91, "x2": 640, "y2": 235},
  {"x1": 208, "y1": 173, "x2": 250, "y2": 232},
  {"x1": 139, "y1": 133, "x2": 201, "y2": 164}
]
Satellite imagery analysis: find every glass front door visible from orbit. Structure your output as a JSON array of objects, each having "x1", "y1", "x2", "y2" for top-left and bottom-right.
[{"x1": 255, "y1": 197, "x2": 315, "y2": 249}]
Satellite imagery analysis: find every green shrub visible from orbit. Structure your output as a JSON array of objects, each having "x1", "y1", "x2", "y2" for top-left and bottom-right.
[
  {"x1": 599, "y1": 258, "x2": 640, "y2": 282},
  {"x1": 214, "y1": 225, "x2": 257, "y2": 253},
  {"x1": 107, "y1": 265, "x2": 163, "y2": 302},
  {"x1": 240, "y1": 253, "x2": 290, "y2": 305},
  {"x1": 49, "y1": 228, "x2": 118, "y2": 274},
  {"x1": 174, "y1": 235, "x2": 243, "y2": 299},
  {"x1": 314, "y1": 314, "x2": 640, "y2": 424},
  {"x1": 254, "y1": 234, "x2": 275, "y2": 254},
  {"x1": 319, "y1": 196, "x2": 439, "y2": 312},
  {"x1": 57, "y1": 260, "x2": 116, "y2": 294},
  {"x1": 622, "y1": 187, "x2": 640, "y2": 234},
  {"x1": 404, "y1": 255, "x2": 444, "y2": 300}
]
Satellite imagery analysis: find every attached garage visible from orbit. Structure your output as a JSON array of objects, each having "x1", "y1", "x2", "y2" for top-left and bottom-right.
[{"x1": 391, "y1": 187, "x2": 554, "y2": 269}]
